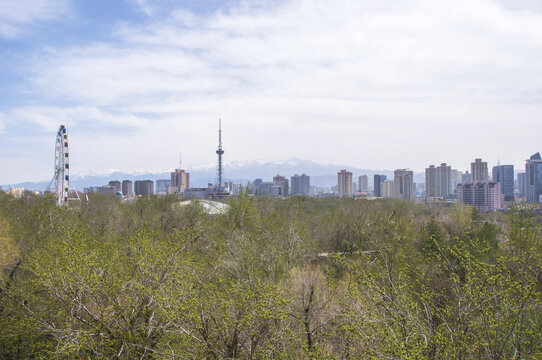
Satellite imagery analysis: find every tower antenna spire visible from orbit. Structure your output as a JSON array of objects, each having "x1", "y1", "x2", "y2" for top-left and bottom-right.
[
  {"x1": 179, "y1": 152, "x2": 182, "y2": 170},
  {"x1": 216, "y1": 119, "x2": 224, "y2": 191}
]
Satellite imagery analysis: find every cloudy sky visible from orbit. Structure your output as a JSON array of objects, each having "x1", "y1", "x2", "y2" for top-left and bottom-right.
[{"x1": 1, "y1": 0, "x2": 542, "y2": 184}]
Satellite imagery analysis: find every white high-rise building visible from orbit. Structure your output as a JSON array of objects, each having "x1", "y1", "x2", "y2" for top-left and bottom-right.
[
  {"x1": 358, "y1": 175, "x2": 368, "y2": 193},
  {"x1": 381, "y1": 180, "x2": 394, "y2": 198},
  {"x1": 338, "y1": 170, "x2": 353, "y2": 196},
  {"x1": 425, "y1": 163, "x2": 452, "y2": 198}
]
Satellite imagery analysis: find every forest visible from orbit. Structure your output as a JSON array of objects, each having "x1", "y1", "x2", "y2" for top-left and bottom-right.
[{"x1": 0, "y1": 191, "x2": 541, "y2": 359}]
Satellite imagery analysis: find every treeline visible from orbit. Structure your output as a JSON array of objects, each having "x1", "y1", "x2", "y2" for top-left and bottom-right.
[{"x1": 0, "y1": 191, "x2": 541, "y2": 359}]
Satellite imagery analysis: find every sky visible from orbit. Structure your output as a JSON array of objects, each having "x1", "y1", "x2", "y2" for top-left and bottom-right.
[{"x1": 1, "y1": 0, "x2": 542, "y2": 184}]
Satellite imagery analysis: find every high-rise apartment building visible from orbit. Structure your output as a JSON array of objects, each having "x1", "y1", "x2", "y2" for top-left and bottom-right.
[
  {"x1": 373, "y1": 174, "x2": 387, "y2": 197},
  {"x1": 517, "y1": 173, "x2": 526, "y2": 198},
  {"x1": 273, "y1": 175, "x2": 289, "y2": 197},
  {"x1": 457, "y1": 181, "x2": 502, "y2": 212},
  {"x1": 122, "y1": 180, "x2": 133, "y2": 197},
  {"x1": 471, "y1": 158, "x2": 488, "y2": 182},
  {"x1": 134, "y1": 180, "x2": 154, "y2": 196},
  {"x1": 358, "y1": 175, "x2": 368, "y2": 193},
  {"x1": 425, "y1": 165, "x2": 436, "y2": 198},
  {"x1": 492, "y1": 165, "x2": 514, "y2": 201},
  {"x1": 256, "y1": 182, "x2": 278, "y2": 197},
  {"x1": 393, "y1": 169, "x2": 414, "y2": 200},
  {"x1": 108, "y1": 181, "x2": 121, "y2": 193},
  {"x1": 438, "y1": 163, "x2": 452, "y2": 197},
  {"x1": 462, "y1": 171, "x2": 472, "y2": 183},
  {"x1": 291, "y1": 174, "x2": 310, "y2": 195},
  {"x1": 170, "y1": 169, "x2": 190, "y2": 194},
  {"x1": 252, "y1": 178, "x2": 263, "y2": 195},
  {"x1": 425, "y1": 163, "x2": 452, "y2": 198},
  {"x1": 381, "y1": 180, "x2": 394, "y2": 198},
  {"x1": 338, "y1": 170, "x2": 353, "y2": 196},
  {"x1": 525, "y1": 152, "x2": 542, "y2": 203},
  {"x1": 451, "y1": 169, "x2": 462, "y2": 192}
]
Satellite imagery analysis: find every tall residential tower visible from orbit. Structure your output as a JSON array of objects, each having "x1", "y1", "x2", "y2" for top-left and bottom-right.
[
  {"x1": 492, "y1": 164, "x2": 514, "y2": 201},
  {"x1": 291, "y1": 174, "x2": 310, "y2": 195},
  {"x1": 526, "y1": 152, "x2": 542, "y2": 203},
  {"x1": 338, "y1": 170, "x2": 353, "y2": 196},
  {"x1": 393, "y1": 169, "x2": 414, "y2": 200},
  {"x1": 471, "y1": 158, "x2": 488, "y2": 182},
  {"x1": 373, "y1": 174, "x2": 387, "y2": 197}
]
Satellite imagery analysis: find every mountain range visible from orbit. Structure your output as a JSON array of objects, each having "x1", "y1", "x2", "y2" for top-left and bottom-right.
[{"x1": 2, "y1": 158, "x2": 425, "y2": 191}]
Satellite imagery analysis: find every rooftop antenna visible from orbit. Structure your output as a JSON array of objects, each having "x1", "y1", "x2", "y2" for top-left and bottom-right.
[
  {"x1": 179, "y1": 152, "x2": 182, "y2": 170},
  {"x1": 216, "y1": 119, "x2": 224, "y2": 191}
]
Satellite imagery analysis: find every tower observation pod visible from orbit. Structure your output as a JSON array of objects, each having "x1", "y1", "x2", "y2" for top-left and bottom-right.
[{"x1": 47, "y1": 125, "x2": 80, "y2": 206}]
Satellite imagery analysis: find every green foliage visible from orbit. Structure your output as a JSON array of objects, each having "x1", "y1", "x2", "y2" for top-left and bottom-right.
[{"x1": 0, "y1": 193, "x2": 541, "y2": 359}]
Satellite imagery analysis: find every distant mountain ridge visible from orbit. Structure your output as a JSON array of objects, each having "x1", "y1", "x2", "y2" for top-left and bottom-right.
[{"x1": 1, "y1": 158, "x2": 424, "y2": 191}]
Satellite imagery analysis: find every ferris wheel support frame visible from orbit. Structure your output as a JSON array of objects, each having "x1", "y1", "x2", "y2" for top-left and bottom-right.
[{"x1": 47, "y1": 125, "x2": 81, "y2": 206}]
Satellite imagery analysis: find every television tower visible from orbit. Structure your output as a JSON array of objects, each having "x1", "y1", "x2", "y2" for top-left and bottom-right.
[{"x1": 216, "y1": 119, "x2": 224, "y2": 191}]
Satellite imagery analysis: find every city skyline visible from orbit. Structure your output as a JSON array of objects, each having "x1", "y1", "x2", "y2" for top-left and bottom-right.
[{"x1": 1, "y1": 0, "x2": 542, "y2": 184}]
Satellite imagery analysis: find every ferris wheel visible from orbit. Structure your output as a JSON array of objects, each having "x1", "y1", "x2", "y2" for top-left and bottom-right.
[{"x1": 47, "y1": 125, "x2": 79, "y2": 206}]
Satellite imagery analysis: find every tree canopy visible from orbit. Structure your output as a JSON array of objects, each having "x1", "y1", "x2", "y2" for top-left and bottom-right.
[{"x1": 1, "y1": 192, "x2": 541, "y2": 359}]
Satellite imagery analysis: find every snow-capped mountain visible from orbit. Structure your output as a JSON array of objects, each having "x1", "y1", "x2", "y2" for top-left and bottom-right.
[{"x1": 2, "y1": 158, "x2": 424, "y2": 191}]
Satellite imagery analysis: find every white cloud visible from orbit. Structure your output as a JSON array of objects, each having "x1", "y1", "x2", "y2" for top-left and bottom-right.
[
  {"x1": 496, "y1": 0, "x2": 542, "y2": 13},
  {"x1": 7, "y1": 106, "x2": 149, "y2": 132},
  {"x1": 0, "y1": 0, "x2": 71, "y2": 38},
  {"x1": 130, "y1": 0, "x2": 154, "y2": 17},
  {"x1": 30, "y1": 0, "x2": 542, "y2": 106},
  {"x1": 5, "y1": 0, "x2": 542, "y2": 182}
]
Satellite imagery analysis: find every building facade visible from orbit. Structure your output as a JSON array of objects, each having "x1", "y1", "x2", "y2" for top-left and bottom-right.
[
  {"x1": 393, "y1": 169, "x2": 414, "y2": 200},
  {"x1": 492, "y1": 165, "x2": 514, "y2": 201},
  {"x1": 358, "y1": 175, "x2": 368, "y2": 193},
  {"x1": 155, "y1": 179, "x2": 171, "y2": 195},
  {"x1": 471, "y1": 158, "x2": 488, "y2": 182},
  {"x1": 256, "y1": 182, "x2": 276, "y2": 196},
  {"x1": 252, "y1": 179, "x2": 263, "y2": 195},
  {"x1": 517, "y1": 173, "x2": 526, "y2": 198},
  {"x1": 273, "y1": 175, "x2": 289, "y2": 197},
  {"x1": 373, "y1": 174, "x2": 387, "y2": 197},
  {"x1": 169, "y1": 169, "x2": 190, "y2": 195},
  {"x1": 337, "y1": 170, "x2": 353, "y2": 196},
  {"x1": 108, "y1": 181, "x2": 121, "y2": 193},
  {"x1": 426, "y1": 163, "x2": 453, "y2": 198},
  {"x1": 97, "y1": 185, "x2": 116, "y2": 195},
  {"x1": 291, "y1": 174, "x2": 310, "y2": 195},
  {"x1": 425, "y1": 165, "x2": 437, "y2": 198},
  {"x1": 381, "y1": 180, "x2": 394, "y2": 198},
  {"x1": 122, "y1": 180, "x2": 133, "y2": 196},
  {"x1": 457, "y1": 181, "x2": 502, "y2": 212},
  {"x1": 526, "y1": 152, "x2": 542, "y2": 203},
  {"x1": 451, "y1": 169, "x2": 462, "y2": 193},
  {"x1": 134, "y1": 180, "x2": 154, "y2": 196}
]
